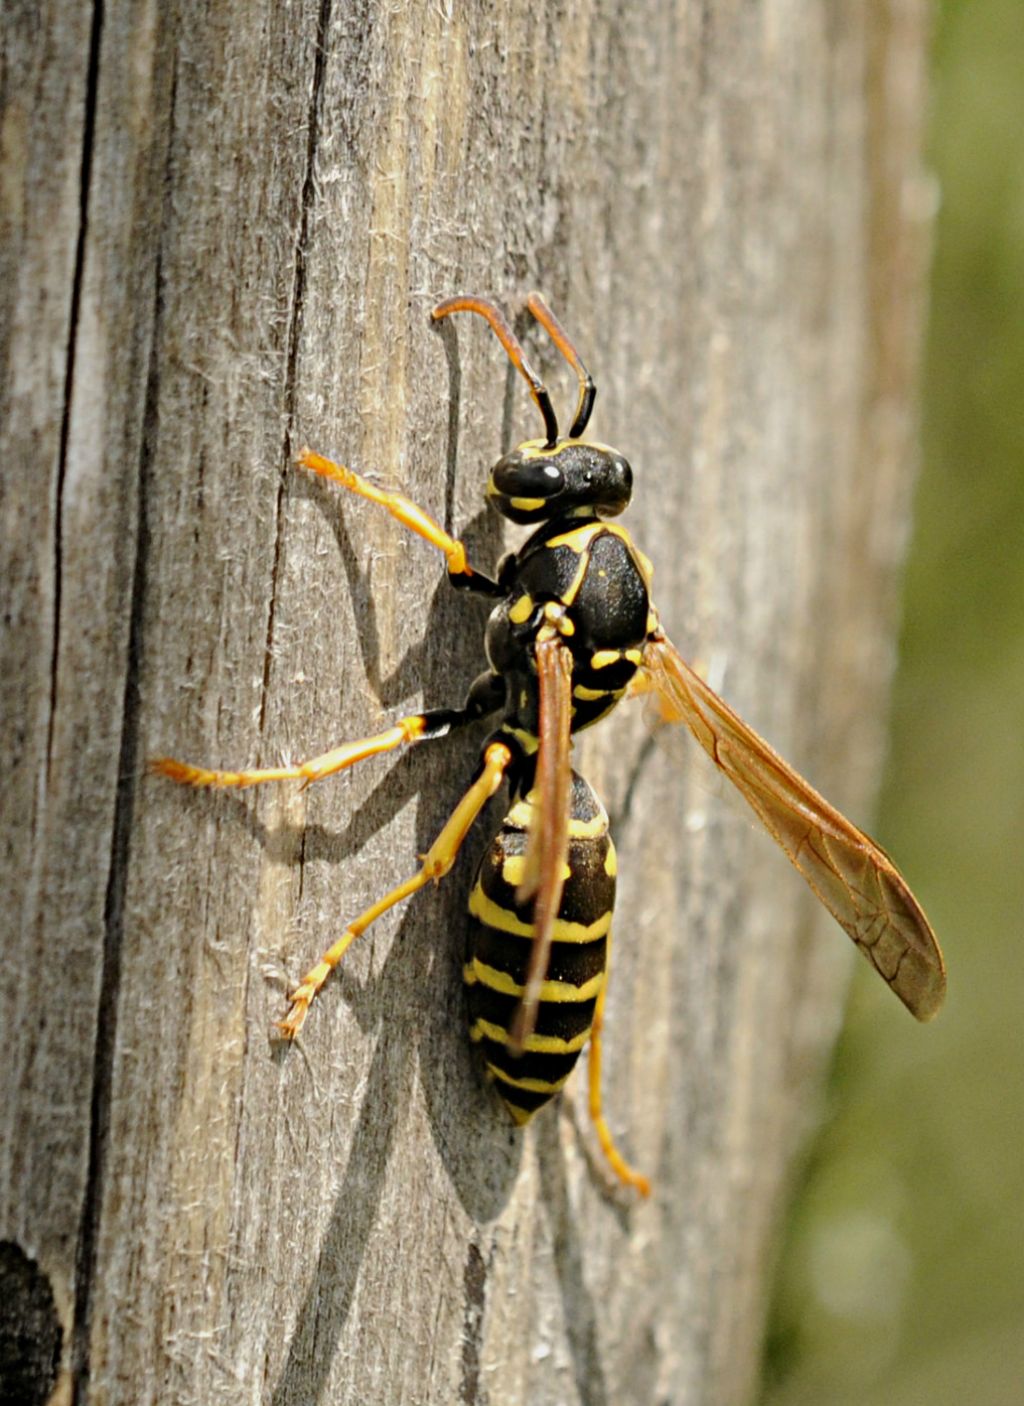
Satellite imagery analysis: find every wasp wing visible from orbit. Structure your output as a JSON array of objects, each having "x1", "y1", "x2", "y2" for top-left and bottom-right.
[
  {"x1": 510, "y1": 634, "x2": 574, "y2": 1051},
  {"x1": 642, "y1": 635, "x2": 946, "y2": 1020}
]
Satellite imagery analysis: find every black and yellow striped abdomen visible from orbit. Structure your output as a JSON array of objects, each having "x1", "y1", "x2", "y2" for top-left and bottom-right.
[{"x1": 465, "y1": 771, "x2": 616, "y2": 1124}]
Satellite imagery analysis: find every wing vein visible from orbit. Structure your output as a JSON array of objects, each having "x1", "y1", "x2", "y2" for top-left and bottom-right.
[{"x1": 641, "y1": 634, "x2": 946, "y2": 1020}]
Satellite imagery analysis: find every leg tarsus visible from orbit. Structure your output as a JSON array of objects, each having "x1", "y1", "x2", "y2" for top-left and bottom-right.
[
  {"x1": 151, "y1": 676, "x2": 504, "y2": 794},
  {"x1": 150, "y1": 715, "x2": 429, "y2": 792},
  {"x1": 587, "y1": 932, "x2": 651, "y2": 1197},
  {"x1": 297, "y1": 446, "x2": 497, "y2": 588},
  {"x1": 276, "y1": 741, "x2": 513, "y2": 1038}
]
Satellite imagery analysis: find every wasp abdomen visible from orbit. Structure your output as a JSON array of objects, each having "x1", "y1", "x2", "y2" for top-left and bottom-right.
[{"x1": 465, "y1": 772, "x2": 616, "y2": 1124}]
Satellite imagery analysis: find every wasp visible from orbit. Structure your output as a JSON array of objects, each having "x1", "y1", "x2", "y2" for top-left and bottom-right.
[{"x1": 152, "y1": 293, "x2": 946, "y2": 1197}]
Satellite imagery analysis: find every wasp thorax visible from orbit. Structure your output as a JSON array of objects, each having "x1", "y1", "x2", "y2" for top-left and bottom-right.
[{"x1": 486, "y1": 439, "x2": 633, "y2": 523}]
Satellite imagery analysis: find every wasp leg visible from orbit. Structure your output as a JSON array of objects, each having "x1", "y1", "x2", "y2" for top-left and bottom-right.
[
  {"x1": 151, "y1": 716, "x2": 434, "y2": 791},
  {"x1": 297, "y1": 447, "x2": 502, "y2": 596},
  {"x1": 277, "y1": 740, "x2": 513, "y2": 1038},
  {"x1": 587, "y1": 927, "x2": 651, "y2": 1197},
  {"x1": 151, "y1": 672, "x2": 506, "y2": 792}
]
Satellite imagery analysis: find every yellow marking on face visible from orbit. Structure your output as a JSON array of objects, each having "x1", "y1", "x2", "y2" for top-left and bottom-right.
[
  {"x1": 508, "y1": 496, "x2": 546, "y2": 513},
  {"x1": 470, "y1": 1016, "x2": 591, "y2": 1055},
  {"x1": 487, "y1": 1063, "x2": 572, "y2": 1095},
  {"x1": 523, "y1": 438, "x2": 562, "y2": 461},
  {"x1": 466, "y1": 957, "x2": 604, "y2": 1003},
  {"x1": 468, "y1": 886, "x2": 611, "y2": 942},
  {"x1": 518, "y1": 438, "x2": 568, "y2": 459},
  {"x1": 509, "y1": 593, "x2": 534, "y2": 624},
  {"x1": 518, "y1": 436, "x2": 619, "y2": 459}
]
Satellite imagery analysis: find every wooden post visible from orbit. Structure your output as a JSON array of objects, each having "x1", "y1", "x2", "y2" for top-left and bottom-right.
[{"x1": 0, "y1": 3, "x2": 931, "y2": 1402}]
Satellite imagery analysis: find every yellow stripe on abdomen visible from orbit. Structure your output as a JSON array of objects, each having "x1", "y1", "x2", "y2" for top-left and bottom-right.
[
  {"x1": 486, "y1": 1062, "x2": 573, "y2": 1095},
  {"x1": 465, "y1": 956, "x2": 604, "y2": 1003},
  {"x1": 469, "y1": 1017, "x2": 591, "y2": 1055},
  {"x1": 465, "y1": 768, "x2": 617, "y2": 1124},
  {"x1": 468, "y1": 883, "x2": 611, "y2": 943}
]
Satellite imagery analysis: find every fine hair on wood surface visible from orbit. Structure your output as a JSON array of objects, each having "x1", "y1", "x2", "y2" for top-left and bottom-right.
[{"x1": 0, "y1": 3, "x2": 932, "y2": 1402}]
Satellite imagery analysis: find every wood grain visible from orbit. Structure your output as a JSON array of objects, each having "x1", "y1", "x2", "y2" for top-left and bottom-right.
[{"x1": 0, "y1": 2, "x2": 931, "y2": 1402}]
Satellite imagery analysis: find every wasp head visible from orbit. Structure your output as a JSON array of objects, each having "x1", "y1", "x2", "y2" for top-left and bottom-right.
[{"x1": 486, "y1": 439, "x2": 633, "y2": 524}]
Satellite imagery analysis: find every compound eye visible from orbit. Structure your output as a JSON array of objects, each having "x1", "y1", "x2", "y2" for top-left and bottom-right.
[{"x1": 491, "y1": 456, "x2": 565, "y2": 499}]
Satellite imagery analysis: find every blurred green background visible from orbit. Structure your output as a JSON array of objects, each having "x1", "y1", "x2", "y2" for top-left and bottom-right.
[{"x1": 762, "y1": 2, "x2": 1024, "y2": 1403}]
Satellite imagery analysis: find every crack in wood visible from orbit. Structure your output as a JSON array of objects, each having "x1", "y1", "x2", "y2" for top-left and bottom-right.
[
  {"x1": 260, "y1": 0, "x2": 336, "y2": 742},
  {"x1": 69, "y1": 28, "x2": 174, "y2": 1403},
  {"x1": 47, "y1": 0, "x2": 106, "y2": 788}
]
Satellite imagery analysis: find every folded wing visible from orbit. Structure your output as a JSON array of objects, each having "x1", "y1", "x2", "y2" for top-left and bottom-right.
[
  {"x1": 642, "y1": 635, "x2": 946, "y2": 1020},
  {"x1": 510, "y1": 634, "x2": 575, "y2": 1049}
]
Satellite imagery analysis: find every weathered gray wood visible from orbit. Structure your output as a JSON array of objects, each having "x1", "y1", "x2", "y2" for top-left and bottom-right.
[{"x1": 1, "y1": 2, "x2": 931, "y2": 1403}]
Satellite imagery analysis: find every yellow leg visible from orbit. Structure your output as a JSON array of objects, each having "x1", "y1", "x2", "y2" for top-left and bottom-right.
[
  {"x1": 588, "y1": 930, "x2": 651, "y2": 1198},
  {"x1": 298, "y1": 447, "x2": 476, "y2": 581},
  {"x1": 277, "y1": 741, "x2": 512, "y2": 1038},
  {"x1": 150, "y1": 714, "x2": 429, "y2": 791}
]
